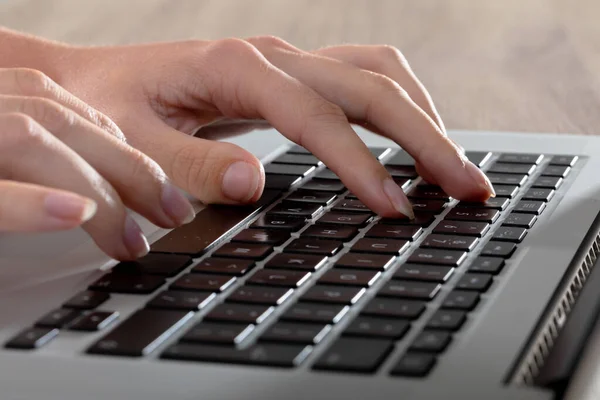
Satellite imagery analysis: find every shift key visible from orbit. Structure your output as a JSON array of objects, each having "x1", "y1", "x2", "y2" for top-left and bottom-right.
[{"x1": 87, "y1": 309, "x2": 194, "y2": 357}]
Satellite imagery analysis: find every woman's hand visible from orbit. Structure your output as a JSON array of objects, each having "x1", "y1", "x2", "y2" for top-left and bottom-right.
[
  {"x1": 46, "y1": 36, "x2": 495, "y2": 219},
  {"x1": 0, "y1": 68, "x2": 195, "y2": 260}
]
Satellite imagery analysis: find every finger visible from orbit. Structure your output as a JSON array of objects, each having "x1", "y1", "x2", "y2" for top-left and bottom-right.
[
  {"x1": 0, "y1": 112, "x2": 148, "y2": 260},
  {"x1": 248, "y1": 37, "x2": 494, "y2": 201},
  {"x1": 0, "y1": 68, "x2": 126, "y2": 141},
  {"x1": 0, "y1": 181, "x2": 96, "y2": 232},
  {"x1": 0, "y1": 95, "x2": 195, "y2": 228}
]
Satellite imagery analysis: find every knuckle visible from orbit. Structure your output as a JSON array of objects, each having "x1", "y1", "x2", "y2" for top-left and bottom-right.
[
  {"x1": 124, "y1": 147, "x2": 162, "y2": 185},
  {"x1": 207, "y1": 38, "x2": 261, "y2": 62},
  {"x1": 249, "y1": 35, "x2": 292, "y2": 50},
  {"x1": 376, "y1": 44, "x2": 409, "y2": 67},
  {"x1": 171, "y1": 144, "x2": 214, "y2": 194},
  {"x1": 25, "y1": 97, "x2": 74, "y2": 129},
  {"x1": 0, "y1": 112, "x2": 43, "y2": 149},
  {"x1": 299, "y1": 95, "x2": 347, "y2": 146},
  {"x1": 11, "y1": 68, "x2": 54, "y2": 96}
]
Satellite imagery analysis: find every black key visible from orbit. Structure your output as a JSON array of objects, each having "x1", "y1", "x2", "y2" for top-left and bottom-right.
[
  {"x1": 488, "y1": 162, "x2": 536, "y2": 175},
  {"x1": 88, "y1": 309, "x2": 193, "y2": 356},
  {"x1": 287, "y1": 145, "x2": 311, "y2": 154},
  {"x1": 465, "y1": 151, "x2": 492, "y2": 167},
  {"x1": 410, "y1": 331, "x2": 452, "y2": 352},
  {"x1": 513, "y1": 200, "x2": 546, "y2": 215},
  {"x1": 481, "y1": 241, "x2": 517, "y2": 258},
  {"x1": 503, "y1": 212, "x2": 537, "y2": 228},
  {"x1": 147, "y1": 290, "x2": 216, "y2": 311},
  {"x1": 442, "y1": 291, "x2": 480, "y2": 310},
  {"x1": 391, "y1": 353, "x2": 436, "y2": 377},
  {"x1": 248, "y1": 269, "x2": 311, "y2": 287},
  {"x1": 5, "y1": 327, "x2": 59, "y2": 350},
  {"x1": 366, "y1": 225, "x2": 422, "y2": 241},
  {"x1": 301, "y1": 179, "x2": 346, "y2": 193},
  {"x1": 232, "y1": 229, "x2": 290, "y2": 245},
  {"x1": 523, "y1": 188, "x2": 555, "y2": 202},
  {"x1": 486, "y1": 173, "x2": 528, "y2": 186},
  {"x1": 351, "y1": 238, "x2": 409, "y2": 255},
  {"x1": 432, "y1": 221, "x2": 489, "y2": 237},
  {"x1": 408, "y1": 249, "x2": 467, "y2": 267},
  {"x1": 379, "y1": 281, "x2": 441, "y2": 300},
  {"x1": 113, "y1": 253, "x2": 192, "y2": 277},
  {"x1": 385, "y1": 165, "x2": 418, "y2": 179},
  {"x1": 205, "y1": 303, "x2": 274, "y2": 324},
  {"x1": 282, "y1": 303, "x2": 349, "y2": 324},
  {"x1": 317, "y1": 211, "x2": 371, "y2": 226},
  {"x1": 386, "y1": 151, "x2": 415, "y2": 166},
  {"x1": 542, "y1": 165, "x2": 571, "y2": 178},
  {"x1": 273, "y1": 153, "x2": 321, "y2": 165},
  {"x1": 181, "y1": 322, "x2": 254, "y2": 345},
  {"x1": 252, "y1": 215, "x2": 304, "y2": 231},
  {"x1": 319, "y1": 269, "x2": 381, "y2": 287},
  {"x1": 313, "y1": 337, "x2": 393, "y2": 372},
  {"x1": 162, "y1": 342, "x2": 311, "y2": 367},
  {"x1": 35, "y1": 308, "x2": 80, "y2": 329},
  {"x1": 191, "y1": 258, "x2": 254, "y2": 276},
  {"x1": 265, "y1": 174, "x2": 302, "y2": 190},
  {"x1": 345, "y1": 316, "x2": 410, "y2": 339},
  {"x1": 380, "y1": 212, "x2": 435, "y2": 227},
  {"x1": 285, "y1": 238, "x2": 342, "y2": 256},
  {"x1": 456, "y1": 197, "x2": 509, "y2": 211},
  {"x1": 316, "y1": 169, "x2": 340, "y2": 180},
  {"x1": 408, "y1": 186, "x2": 450, "y2": 201},
  {"x1": 213, "y1": 243, "x2": 273, "y2": 260},
  {"x1": 89, "y1": 274, "x2": 165, "y2": 294},
  {"x1": 170, "y1": 274, "x2": 236, "y2": 292},
  {"x1": 302, "y1": 225, "x2": 358, "y2": 241},
  {"x1": 228, "y1": 286, "x2": 294, "y2": 305},
  {"x1": 498, "y1": 153, "x2": 543, "y2": 164},
  {"x1": 335, "y1": 253, "x2": 396, "y2": 270},
  {"x1": 264, "y1": 163, "x2": 315, "y2": 176},
  {"x1": 550, "y1": 155, "x2": 578, "y2": 166},
  {"x1": 269, "y1": 201, "x2": 323, "y2": 218},
  {"x1": 333, "y1": 199, "x2": 373, "y2": 213},
  {"x1": 469, "y1": 257, "x2": 505, "y2": 274},
  {"x1": 362, "y1": 298, "x2": 426, "y2": 319},
  {"x1": 69, "y1": 311, "x2": 119, "y2": 331},
  {"x1": 262, "y1": 322, "x2": 331, "y2": 344},
  {"x1": 302, "y1": 285, "x2": 366, "y2": 304},
  {"x1": 152, "y1": 190, "x2": 280, "y2": 255},
  {"x1": 420, "y1": 234, "x2": 478, "y2": 251},
  {"x1": 492, "y1": 227, "x2": 527, "y2": 242},
  {"x1": 63, "y1": 290, "x2": 110, "y2": 310},
  {"x1": 446, "y1": 208, "x2": 499, "y2": 223},
  {"x1": 394, "y1": 264, "x2": 454, "y2": 283},
  {"x1": 456, "y1": 273, "x2": 493, "y2": 291},
  {"x1": 493, "y1": 184, "x2": 519, "y2": 198},
  {"x1": 286, "y1": 190, "x2": 337, "y2": 204},
  {"x1": 532, "y1": 176, "x2": 563, "y2": 190},
  {"x1": 265, "y1": 253, "x2": 327, "y2": 271},
  {"x1": 410, "y1": 200, "x2": 446, "y2": 214},
  {"x1": 427, "y1": 310, "x2": 467, "y2": 330}
]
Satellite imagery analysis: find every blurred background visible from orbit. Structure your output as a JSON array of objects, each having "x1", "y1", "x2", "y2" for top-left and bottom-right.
[{"x1": 1, "y1": 0, "x2": 599, "y2": 135}]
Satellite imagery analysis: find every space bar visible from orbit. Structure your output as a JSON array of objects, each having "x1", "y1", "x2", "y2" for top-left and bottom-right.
[{"x1": 150, "y1": 189, "x2": 280, "y2": 255}]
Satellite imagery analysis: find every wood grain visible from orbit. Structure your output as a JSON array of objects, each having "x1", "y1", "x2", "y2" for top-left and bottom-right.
[{"x1": 1, "y1": 0, "x2": 599, "y2": 134}]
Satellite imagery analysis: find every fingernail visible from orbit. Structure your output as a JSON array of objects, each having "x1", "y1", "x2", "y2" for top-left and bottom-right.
[
  {"x1": 161, "y1": 182, "x2": 195, "y2": 225},
  {"x1": 382, "y1": 178, "x2": 415, "y2": 219},
  {"x1": 465, "y1": 161, "x2": 496, "y2": 197},
  {"x1": 44, "y1": 192, "x2": 97, "y2": 222},
  {"x1": 123, "y1": 216, "x2": 149, "y2": 259},
  {"x1": 222, "y1": 161, "x2": 260, "y2": 202}
]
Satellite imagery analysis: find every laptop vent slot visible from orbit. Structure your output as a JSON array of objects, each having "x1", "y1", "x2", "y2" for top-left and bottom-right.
[{"x1": 513, "y1": 234, "x2": 600, "y2": 385}]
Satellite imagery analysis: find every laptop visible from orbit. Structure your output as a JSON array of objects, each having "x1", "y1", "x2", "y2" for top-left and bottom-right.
[{"x1": 1, "y1": 127, "x2": 599, "y2": 400}]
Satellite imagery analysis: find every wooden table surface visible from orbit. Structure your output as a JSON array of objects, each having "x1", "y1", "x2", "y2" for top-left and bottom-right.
[{"x1": 2, "y1": 0, "x2": 600, "y2": 134}]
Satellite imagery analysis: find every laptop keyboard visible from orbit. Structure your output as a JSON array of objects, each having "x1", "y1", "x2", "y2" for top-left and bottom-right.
[{"x1": 4, "y1": 146, "x2": 581, "y2": 377}]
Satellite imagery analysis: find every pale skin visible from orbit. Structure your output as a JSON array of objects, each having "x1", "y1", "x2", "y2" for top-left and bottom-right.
[{"x1": 0, "y1": 28, "x2": 495, "y2": 261}]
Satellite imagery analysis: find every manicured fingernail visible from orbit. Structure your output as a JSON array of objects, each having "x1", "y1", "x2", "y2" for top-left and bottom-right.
[
  {"x1": 161, "y1": 182, "x2": 195, "y2": 225},
  {"x1": 222, "y1": 161, "x2": 260, "y2": 202},
  {"x1": 123, "y1": 216, "x2": 149, "y2": 259},
  {"x1": 44, "y1": 192, "x2": 97, "y2": 222},
  {"x1": 465, "y1": 161, "x2": 496, "y2": 197},
  {"x1": 383, "y1": 178, "x2": 415, "y2": 219}
]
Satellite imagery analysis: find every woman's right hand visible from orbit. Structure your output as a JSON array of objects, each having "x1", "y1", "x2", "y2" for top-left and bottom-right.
[{"x1": 0, "y1": 68, "x2": 195, "y2": 260}]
